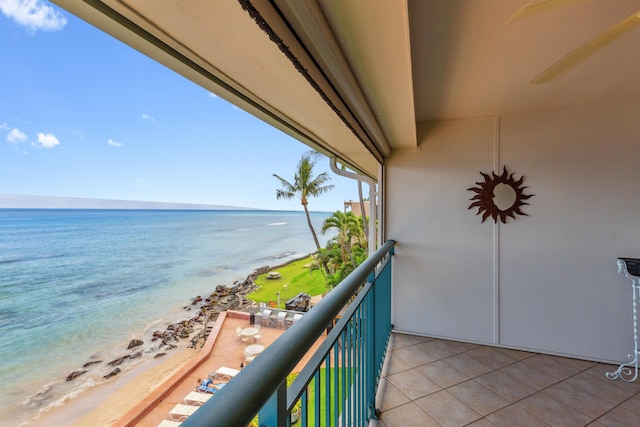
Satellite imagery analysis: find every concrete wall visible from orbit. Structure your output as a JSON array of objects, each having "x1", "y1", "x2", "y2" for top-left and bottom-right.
[{"x1": 386, "y1": 104, "x2": 639, "y2": 362}]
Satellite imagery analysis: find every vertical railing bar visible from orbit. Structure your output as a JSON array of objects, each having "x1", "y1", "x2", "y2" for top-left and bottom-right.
[
  {"x1": 324, "y1": 353, "x2": 330, "y2": 427},
  {"x1": 347, "y1": 318, "x2": 355, "y2": 425},
  {"x1": 313, "y1": 369, "x2": 320, "y2": 427},
  {"x1": 332, "y1": 341, "x2": 341, "y2": 427},
  {"x1": 277, "y1": 381, "x2": 288, "y2": 427},
  {"x1": 366, "y1": 289, "x2": 372, "y2": 420},
  {"x1": 357, "y1": 304, "x2": 363, "y2": 426},
  {"x1": 347, "y1": 321, "x2": 352, "y2": 427},
  {"x1": 301, "y1": 389, "x2": 307, "y2": 427},
  {"x1": 340, "y1": 331, "x2": 346, "y2": 427}
]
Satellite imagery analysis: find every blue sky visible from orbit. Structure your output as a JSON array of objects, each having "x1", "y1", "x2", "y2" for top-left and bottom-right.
[{"x1": 0, "y1": 1, "x2": 363, "y2": 211}]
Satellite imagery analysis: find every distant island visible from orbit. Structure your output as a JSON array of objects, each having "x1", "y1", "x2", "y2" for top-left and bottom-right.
[{"x1": 0, "y1": 194, "x2": 254, "y2": 210}]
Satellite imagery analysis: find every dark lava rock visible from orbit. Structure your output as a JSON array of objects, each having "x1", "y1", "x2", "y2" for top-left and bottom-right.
[
  {"x1": 127, "y1": 339, "x2": 144, "y2": 349},
  {"x1": 129, "y1": 351, "x2": 143, "y2": 359},
  {"x1": 104, "y1": 368, "x2": 121, "y2": 379},
  {"x1": 66, "y1": 370, "x2": 88, "y2": 381},
  {"x1": 107, "y1": 355, "x2": 130, "y2": 366},
  {"x1": 154, "y1": 352, "x2": 167, "y2": 358},
  {"x1": 82, "y1": 360, "x2": 103, "y2": 368}
]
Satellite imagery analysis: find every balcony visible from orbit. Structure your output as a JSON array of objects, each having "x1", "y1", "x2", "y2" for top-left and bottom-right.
[
  {"x1": 374, "y1": 334, "x2": 640, "y2": 426},
  {"x1": 174, "y1": 239, "x2": 638, "y2": 426}
]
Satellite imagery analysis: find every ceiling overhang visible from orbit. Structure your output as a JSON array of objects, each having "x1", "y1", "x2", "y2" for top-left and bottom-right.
[
  {"x1": 51, "y1": 0, "x2": 639, "y2": 178},
  {"x1": 51, "y1": 0, "x2": 414, "y2": 179}
]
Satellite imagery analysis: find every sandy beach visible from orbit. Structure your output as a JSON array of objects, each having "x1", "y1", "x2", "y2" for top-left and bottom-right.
[{"x1": 28, "y1": 343, "x2": 199, "y2": 427}]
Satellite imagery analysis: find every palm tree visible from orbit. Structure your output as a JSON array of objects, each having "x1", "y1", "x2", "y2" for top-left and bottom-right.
[
  {"x1": 273, "y1": 152, "x2": 334, "y2": 251},
  {"x1": 321, "y1": 211, "x2": 366, "y2": 265},
  {"x1": 319, "y1": 210, "x2": 368, "y2": 287}
]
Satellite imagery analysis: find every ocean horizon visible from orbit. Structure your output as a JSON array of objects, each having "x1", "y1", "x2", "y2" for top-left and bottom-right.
[{"x1": 0, "y1": 208, "x2": 335, "y2": 426}]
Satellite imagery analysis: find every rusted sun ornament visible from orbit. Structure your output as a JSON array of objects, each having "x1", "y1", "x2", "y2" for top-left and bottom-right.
[{"x1": 467, "y1": 166, "x2": 534, "y2": 224}]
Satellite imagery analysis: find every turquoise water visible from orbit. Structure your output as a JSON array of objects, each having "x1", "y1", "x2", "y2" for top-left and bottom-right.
[{"x1": 0, "y1": 209, "x2": 333, "y2": 426}]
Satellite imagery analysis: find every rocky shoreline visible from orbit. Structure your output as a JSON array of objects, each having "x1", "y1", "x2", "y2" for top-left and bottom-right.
[{"x1": 63, "y1": 254, "x2": 313, "y2": 384}]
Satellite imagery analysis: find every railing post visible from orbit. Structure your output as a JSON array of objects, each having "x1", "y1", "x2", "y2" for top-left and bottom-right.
[{"x1": 257, "y1": 381, "x2": 287, "y2": 427}]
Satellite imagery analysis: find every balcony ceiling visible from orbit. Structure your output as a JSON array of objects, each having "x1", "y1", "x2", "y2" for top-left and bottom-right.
[{"x1": 53, "y1": 0, "x2": 640, "y2": 178}]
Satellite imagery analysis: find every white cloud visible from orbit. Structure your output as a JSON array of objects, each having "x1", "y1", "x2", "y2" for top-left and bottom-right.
[
  {"x1": 107, "y1": 138, "x2": 123, "y2": 147},
  {"x1": 36, "y1": 132, "x2": 59, "y2": 148},
  {"x1": 208, "y1": 92, "x2": 218, "y2": 98},
  {"x1": 6, "y1": 127, "x2": 27, "y2": 143},
  {"x1": 0, "y1": 0, "x2": 67, "y2": 33},
  {"x1": 141, "y1": 113, "x2": 155, "y2": 122}
]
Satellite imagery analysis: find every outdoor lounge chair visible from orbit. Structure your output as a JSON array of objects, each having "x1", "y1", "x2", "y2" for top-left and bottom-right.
[
  {"x1": 169, "y1": 403, "x2": 199, "y2": 421},
  {"x1": 211, "y1": 366, "x2": 240, "y2": 381},
  {"x1": 158, "y1": 421, "x2": 182, "y2": 427},
  {"x1": 169, "y1": 404, "x2": 198, "y2": 421},
  {"x1": 184, "y1": 391, "x2": 213, "y2": 406}
]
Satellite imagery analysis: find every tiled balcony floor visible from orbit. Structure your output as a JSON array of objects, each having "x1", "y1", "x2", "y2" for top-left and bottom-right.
[{"x1": 373, "y1": 333, "x2": 640, "y2": 427}]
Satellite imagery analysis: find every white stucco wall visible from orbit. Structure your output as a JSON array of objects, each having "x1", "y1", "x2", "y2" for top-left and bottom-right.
[{"x1": 386, "y1": 104, "x2": 639, "y2": 363}]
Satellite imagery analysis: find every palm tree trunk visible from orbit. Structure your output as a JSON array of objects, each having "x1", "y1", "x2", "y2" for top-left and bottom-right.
[
  {"x1": 358, "y1": 181, "x2": 369, "y2": 237},
  {"x1": 303, "y1": 204, "x2": 331, "y2": 275},
  {"x1": 303, "y1": 204, "x2": 321, "y2": 251}
]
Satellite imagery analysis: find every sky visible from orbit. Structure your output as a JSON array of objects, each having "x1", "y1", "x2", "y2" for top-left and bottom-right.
[{"x1": 0, "y1": 0, "x2": 364, "y2": 212}]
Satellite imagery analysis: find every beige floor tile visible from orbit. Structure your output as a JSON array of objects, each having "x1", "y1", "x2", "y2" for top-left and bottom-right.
[
  {"x1": 392, "y1": 345, "x2": 439, "y2": 368},
  {"x1": 584, "y1": 362, "x2": 621, "y2": 379},
  {"x1": 414, "y1": 390, "x2": 482, "y2": 427},
  {"x1": 383, "y1": 350, "x2": 412, "y2": 375},
  {"x1": 442, "y1": 352, "x2": 494, "y2": 378},
  {"x1": 416, "y1": 339, "x2": 472, "y2": 359},
  {"x1": 448, "y1": 380, "x2": 511, "y2": 416},
  {"x1": 368, "y1": 418, "x2": 388, "y2": 427},
  {"x1": 379, "y1": 402, "x2": 440, "y2": 427},
  {"x1": 475, "y1": 369, "x2": 537, "y2": 402},
  {"x1": 495, "y1": 347, "x2": 535, "y2": 361},
  {"x1": 375, "y1": 378, "x2": 411, "y2": 412},
  {"x1": 499, "y1": 360, "x2": 559, "y2": 390},
  {"x1": 486, "y1": 405, "x2": 551, "y2": 427},
  {"x1": 564, "y1": 372, "x2": 636, "y2": 406},
  {"x1": 466, "y1": 346, "x2": 517, "y2": 369},
  {"x1": 542, "y1": 381, "x2": 616, "y2": 419},
  {"x1": 389, "y1": 333, "x2": 431, "y2": 350},
  {"x1": 415, "y1": 359, "x2": 470, "y2": 388},
  {"x1": 376, "y1": 337, "x2": 639, "y2": 427},
  {"x1": 588, "y1": 363, "x2": 640, "y2": 394},
  {"x1": 516, "y1": 392, "x2": 593, "y2": 426},
  {"x1": 386, "y1": 368, "x2": 442, "y2": 400},
  {"x1": 521, "y1": 354, "x2": 589, "y2": 380},
  {"x1": 466, "y1": 419, "x2": 498, "y2": 427},
  {"x1": 595, "y1": 405, "x2": 640, "y2": 426},
  {"x1": 618, "y1": 392, "x2": 640, "y2": 416}
]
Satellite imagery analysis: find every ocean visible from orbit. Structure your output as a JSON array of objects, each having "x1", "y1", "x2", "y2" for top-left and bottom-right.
[{"x1": 0, "y1": 209, "x2": 334, "y2": 426}]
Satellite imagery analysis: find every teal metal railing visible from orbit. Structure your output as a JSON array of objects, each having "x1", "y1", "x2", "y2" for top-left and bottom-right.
[{"x1": 182, "y1": 240, "x2": 395, "y2": 427}]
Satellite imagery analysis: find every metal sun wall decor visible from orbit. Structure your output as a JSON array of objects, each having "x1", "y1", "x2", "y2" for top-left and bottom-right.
[{"x1": 467, "y1": 166, "x2": 534, "y2": 224}]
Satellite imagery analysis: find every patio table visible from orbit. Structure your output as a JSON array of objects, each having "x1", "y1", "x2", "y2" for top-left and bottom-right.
[
  {"x1": 240, "y1": 327, "x2": 259, "y2": 341},
  {"x1": 243, "y1": 344, "x2": 265, "y2": 357}
]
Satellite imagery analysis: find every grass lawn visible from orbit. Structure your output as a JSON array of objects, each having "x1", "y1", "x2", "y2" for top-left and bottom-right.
[
  {"x1": 247, "y1": 256, "x2": 328, "y2": 309},
  {"x1": 294, "y1": 367, "x2": 354, "y2": 426}
]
